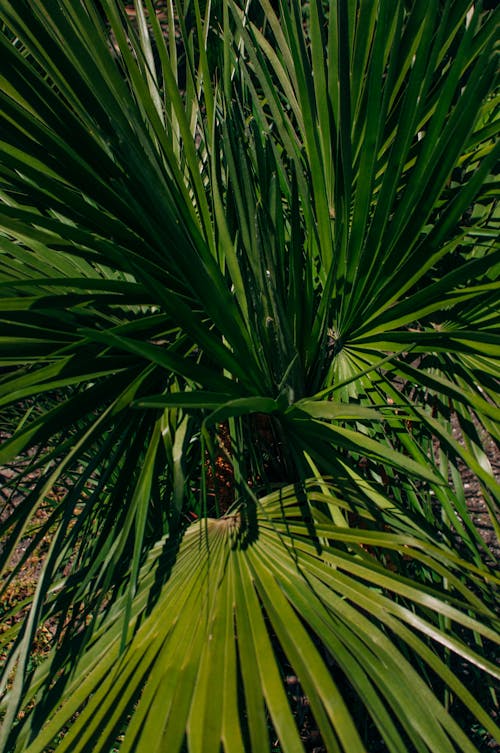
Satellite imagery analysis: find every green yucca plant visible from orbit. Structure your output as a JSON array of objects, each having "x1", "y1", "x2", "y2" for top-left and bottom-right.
[{"x1": 0, "y1": 1, "x2": 499, "y2": 751}]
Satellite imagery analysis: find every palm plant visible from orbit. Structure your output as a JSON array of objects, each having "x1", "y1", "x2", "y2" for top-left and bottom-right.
[{"x1": 0, "y1": 0, "x2": 499, "y2": 751}]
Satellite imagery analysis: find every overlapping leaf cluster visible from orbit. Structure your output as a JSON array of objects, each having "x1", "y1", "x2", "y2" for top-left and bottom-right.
[{"x1": 0, "y1": 1, "x2": 499, "y2": 751}]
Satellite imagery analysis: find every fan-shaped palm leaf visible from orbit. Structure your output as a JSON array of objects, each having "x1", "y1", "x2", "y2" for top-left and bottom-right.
[{"x1": 0, "y1": 1, "x2": 498, "y2": 751}]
